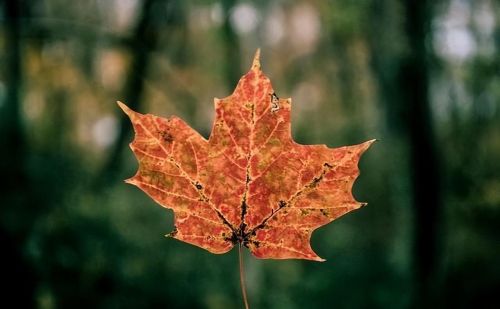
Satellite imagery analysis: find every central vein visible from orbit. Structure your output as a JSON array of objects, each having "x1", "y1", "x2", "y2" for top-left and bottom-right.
[{"x1": 235, "y1": 101, "x2": 255, "y2": 243}]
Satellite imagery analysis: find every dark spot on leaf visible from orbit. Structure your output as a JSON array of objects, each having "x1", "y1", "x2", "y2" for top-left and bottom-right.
[
  {"x1": 324, "y1": 162, "x2": 333, "y2": 168},
  {"x1": 229, "y1": 231, "x2": 238, "y2": 244},
  {"x1": 279, "y1": 200, "x2": 286, "y2": 208},
  {"x1": 320, "y1": 209, "x2": 329, "y2": 216},
  {"x1": 241, "y1": 200, "x2": 248, "y2": 221},
  {"x1": 310, "y1": 178, "x2": 320, "y2": 188},
  {"x1": 270, "y1": 92, "x2": 280, "y2": 112},
  {"x1": 195, "y1": 183, "x2": 203, "y2": 190},
  {"x1": 240, "y1": 223, "x2": 247, "y2": 233},
  {"x1": 159, "y1": 130, "x2": 174, "y2": 143}
]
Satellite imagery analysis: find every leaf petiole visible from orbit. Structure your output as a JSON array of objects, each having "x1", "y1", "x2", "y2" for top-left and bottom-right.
[{"x1": 238, "y1": 243, "x2": 250, "y2": 309}]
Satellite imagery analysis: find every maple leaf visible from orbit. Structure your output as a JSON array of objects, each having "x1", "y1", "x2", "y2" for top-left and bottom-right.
[{"x1": 119, "y1": 50, "x2": 374, "y2": 261}]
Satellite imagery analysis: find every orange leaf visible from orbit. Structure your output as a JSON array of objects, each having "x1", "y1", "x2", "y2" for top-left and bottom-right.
[{"x1": 119, "y1": 50, "x2": 374, "y2": 261}]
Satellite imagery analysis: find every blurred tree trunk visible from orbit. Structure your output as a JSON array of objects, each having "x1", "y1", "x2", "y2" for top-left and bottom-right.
[
  {"x1": 0, "y1": 0, "x2": 36, "y2": 307},
  {"x1": 1, "y1": 1, "x2": 24, "y2": 175},
  {"x1": 401, "y1": 1, "x2": 442, "y2": 306},
  {"x1": 100, "y1": 0, "x2": 163, "y2": 184},
  {"x1": 369, "y1": 0, "x2": 443, "y2": 306}
]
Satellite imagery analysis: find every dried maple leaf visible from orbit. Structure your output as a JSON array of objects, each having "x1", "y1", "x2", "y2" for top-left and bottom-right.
[{"x1": 119, "y1": 50, "x2": 374, "y2": 261}]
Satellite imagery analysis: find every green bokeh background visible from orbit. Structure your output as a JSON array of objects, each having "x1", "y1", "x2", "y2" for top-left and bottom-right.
[{"x1": 1, "y1": 0, "x2": 499, "y2": 308}]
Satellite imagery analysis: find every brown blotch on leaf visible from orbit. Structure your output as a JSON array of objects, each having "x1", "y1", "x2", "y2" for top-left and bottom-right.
[
  {"x1": 270, "y1": 92, "x2": 280, "y2": 113},
  {"x1": 310, "y1": 177, "x2": 322, "y2": 188},
  {"x1": 159, "y1": 130, "x2": 174, "y2": 143}
]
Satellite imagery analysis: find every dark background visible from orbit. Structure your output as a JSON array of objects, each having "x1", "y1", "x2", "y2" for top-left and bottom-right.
[{"x1": 1, "y1": 0, "x2": 499, "y2": 308}]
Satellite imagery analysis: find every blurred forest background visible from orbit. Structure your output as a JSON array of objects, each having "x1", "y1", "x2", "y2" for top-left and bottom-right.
[{"x1": 1, "y1": 0, "x2": 499, "y2": 308}]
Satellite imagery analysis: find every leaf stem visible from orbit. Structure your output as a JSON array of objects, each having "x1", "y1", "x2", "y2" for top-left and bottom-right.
[{"x1": 238, "y1": 243, "x2": 250, "y2": 309}]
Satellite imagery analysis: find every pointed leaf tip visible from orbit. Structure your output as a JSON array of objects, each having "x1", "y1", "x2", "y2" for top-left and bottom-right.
[
  {"x1": 117, "y1": 100, "x2": 128, "y2": 111},
  {"x1": 251, "y1": 48, "x2": 261, "y2": 70},
  {"x1": 117, "y1": 101, "x2": 139, "y2": 119},
  {"x1": 117, "y1": 101, "x2": 131, "y2": 114},
  {"x1": 124, "y1": 178, "x2": 135, "y2": 185},
  {"x1": 359, "y1": 139, "x2": 377, "y2": 153}
]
